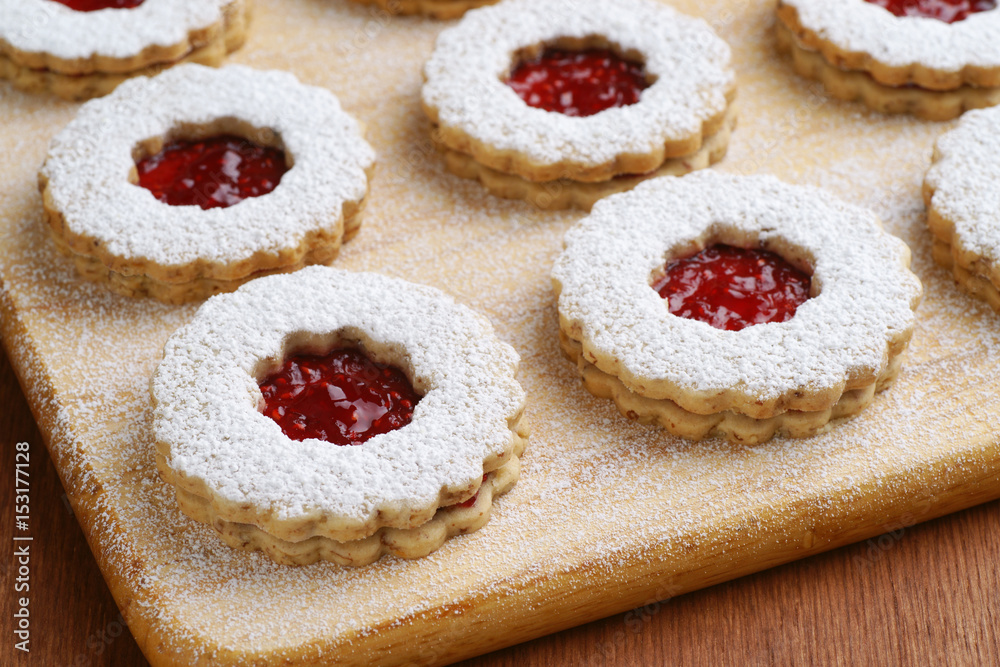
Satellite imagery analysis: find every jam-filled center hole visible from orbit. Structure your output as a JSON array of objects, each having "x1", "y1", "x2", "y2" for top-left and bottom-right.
[
  {"x1": 652, "y1": 244, "x2": 813, "y2": 332},
  {"x1": 865, "y1": 0, "x2": 996, "y2": 22},
  {"x1": 51, "y1": 0, "x2": 145, "y2": 11},
  {"x1": 135, "y1": 133, "x2": 289, "y2": 210},
  {"x1": 505, "y1": 42, "x2": 651, "y2": 117},
  {"x1": 259, "y1": 348, "x2": 422, "y2": 446}
]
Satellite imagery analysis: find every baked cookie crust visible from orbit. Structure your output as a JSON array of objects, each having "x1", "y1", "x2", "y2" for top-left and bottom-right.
[
  {"x1": 421, "y1": 0, "x2": 735, "y2": 183},
  {"x1": 345, "y1": 0, "x2": 498, "y2": 20},
  {"x1": 438, "y1": 106, "x2": 736, "y2": 211},
  {"x1": 560, "y1": 329, "x2": 901, "y2": 444},
  {"x1": 777, "y1": 0, "x2": 1000, "y2": 90},
  {"x1": 152, "y1": 268, "x2": 528, "y2": 556},
  {"x1": 0, "y1": 0, "x2": 248, "y2": 99},
  {"x1": 39, "y1": 64, "x2": 375, "y2": 303},
  {"x1": 552, "y1": 172, "x2": 922, "y2": 442},
  {"x1": 174, "y1": 440, "x2": 525, "y2": 566},
  {"x1": 775, "y1": 21, "x2": 1000, "y2": 121},
  {"x1": 924, "y1": 106, "x2": 1000, "y2": 310}
]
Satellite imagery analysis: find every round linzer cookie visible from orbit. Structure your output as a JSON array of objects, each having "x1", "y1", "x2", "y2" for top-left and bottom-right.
[
  {"x1": 39, "y1": 64, "x2": 375, "y2": 304},
  {"x1": 0, "y1": 0, "x2": 248, "y2": 100},
  {"x1": 345, "y1": 0, "x2": 498, "y2": 20},
  {"x1": 421, "y1": 0, "x2": 736, "y2": 210},
  {"x1": 152, "y1": 267, "x2": 528, "y2": 566},
  {"x1": 552, "y1": 172, "x2": 922, "y2": 444},
  {"x1": 776, "y1": 0, "x2": 1000, "y2": 120},
  {"x1": 924, "y1": 106, "x2": 1000, "y2": 310}
]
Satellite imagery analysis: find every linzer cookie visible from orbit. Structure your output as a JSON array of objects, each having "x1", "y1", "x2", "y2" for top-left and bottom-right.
[
  {"x1": 0, "y1": 0, "x2": 248, "y2": 100},
  {"x1": 552, "y1": 172, "x2": 922, "y2": 444},
  {"x1": 421, "y1": 0, "x2": 736, "y2": 210},
  {"x1": 151, "y1": 267, "x2": 529, "y2": 566},
  {"x1": 38, "y1": 64, "x2": 375, "y2": 304},
  {"x1": 924, "y1": 106, "x2": 1000, "y2": 310},
  {"x1": 776, "y1": 0, "x2": 1000, "y2": 120},
  {"x1": 345, "y1": 0, "x2": 498, "y2": 19}
]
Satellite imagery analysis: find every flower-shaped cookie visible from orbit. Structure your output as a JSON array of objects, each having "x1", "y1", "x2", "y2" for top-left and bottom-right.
[
  {"x1": 422, "y1": 0, "x2": 736, "y2": 208},
  {"x1": 346, "y1": 0, "x2": 498, "y2": 20},
  {"x1": 776, "y1": 0, "x2": 1000, "y2": 120},
  {"x1": 924, "y1": 106, "x2": 1000, "y2": 310},
  {"x1": 152, "y1": 267, "x2": 528, "y2": 566},
  {"x1": 553, "y1": 172, "x2": 922, "y2": 443},
  {"x1": 39, "y1": 64, "x2": 375, "y2": 304},
  {"x1": 0, "y1": 0, "x2": 248, "y2": 100}
]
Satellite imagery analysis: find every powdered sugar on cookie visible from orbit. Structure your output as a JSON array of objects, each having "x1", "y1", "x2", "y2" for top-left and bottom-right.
[
  {"x1": 421, "y1": 0, "x2": 734, "y2": 172},
  {"x1": 552, "y1": 172, "x2": 922, "y2": 417},
  {"x1": 152, "y1": 267, "x2": 526, "y2": 541},
  {"x1": 924, "y1": 107, "x2": 1000, "y2": 277},
  {"x1": 0, "y1": 0, "x2": 232, "y2": 63},
  {"x1": 781, "y1": 0, "x2": 1000, "y2": 73},
  {"x1": 40, "y1": 64, "x2": 375, "y2": 277}
]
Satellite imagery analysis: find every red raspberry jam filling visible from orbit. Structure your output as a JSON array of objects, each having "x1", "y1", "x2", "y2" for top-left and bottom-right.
[
  {"x1": 652, "y1": 244, "x2": 812, "y2": 332},
  {"x1": 259, "y1": 349, "x2": 420, "y2": 446},
  {"x1": 136, "y1": 134, "x2": 287, "y2": 210},
  {"x1": 51, "y1": 0, "x2": 145, "y2": 10},
  {"x1": 865, "y1": 0, "x2": 996, "y2": 22},
  {"x1": 506, "y1": 48, "x2": 649, "y2": 117},
  {"x1": 456, "y1": 474, "x2": 489, "y2": 509}
]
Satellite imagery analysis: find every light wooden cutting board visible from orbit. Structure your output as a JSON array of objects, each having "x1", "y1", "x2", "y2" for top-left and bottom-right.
[{"x1": 2, "y1": 0, "x2": 999, "y2": 664}]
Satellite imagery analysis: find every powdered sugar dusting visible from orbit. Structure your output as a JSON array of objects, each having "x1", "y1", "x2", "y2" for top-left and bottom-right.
[
  {"x1": 783, "y1": 0, "x2": 1000, "y2": 72},
  {"x1": 924, "y1": 107, "x2": 1000, "y2": 271},
  {"x1": 152, "y1": 266, "x2": 524, "y2": 532},
  {"x1": 1, "y1": 0, "x2": 999, "y2": 662},
  {"x1": 422, "y1": 0, "x2": 733, "y2": 167},
  {"x1": 553, "y1": 171, "x2": 922, "y2": 407},
  {"x1": 40, "y1": 64, "x2": 374, "y2": 273},
  {"x1": 0, "y1": 0, "x2": 229, "y2": 62}
]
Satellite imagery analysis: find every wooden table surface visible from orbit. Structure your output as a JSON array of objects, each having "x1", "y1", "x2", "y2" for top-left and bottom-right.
[{"x1": 2, "y1": 344, "x2": 997, "y2": 666}]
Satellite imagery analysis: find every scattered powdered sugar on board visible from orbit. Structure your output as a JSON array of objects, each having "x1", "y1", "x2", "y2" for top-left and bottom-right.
[{"x1": 1, "y1": 0, "x2": 1000, "y2": 661}]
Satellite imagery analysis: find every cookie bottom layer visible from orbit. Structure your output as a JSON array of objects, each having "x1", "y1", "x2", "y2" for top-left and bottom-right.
[
  {"x1": 345, "y1": 0, "x2": 498, "y2": 19},
  {"x1": 168, "y1": 421, "x2": 526, "y2": 568},
  {"x1": 774, "y1": 2, "x2": 1000, "y2": 91},
  {"x1": 931, "y1": 238, "x2": 1000, "y2": 312},
  {"x1": 925, "y1": 183, "x2": 1000, "y2": 312},
  {"x1": 177, "y1": 454, "x2": 521, "y2": 566},
  {"x1": 158, "y1": 412, "x2": 529, "y2": 543},
  {"x1": 775, "y1": 21, "x2": 1000, "y2": 122},
  {"x1": 45, "y1": 203, "x2": 364, "y2": 305},
  {"x1": 0, "y1": 5, "x2": 248, "y2": 101},
  {"x1": 440, "y1": 107, "x2": 736, "y2": 211},
  {"x1": 560, "y1": 330, "x2": 901, "y2": 444}
]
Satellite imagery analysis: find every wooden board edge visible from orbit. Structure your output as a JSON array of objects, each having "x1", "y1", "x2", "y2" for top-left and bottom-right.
[
  {"x1": 4, "y1": 280, "x2": 999, "y2": 667},
  {"x1": 140, "y1": 437, "x2": 1000, "y2": 666},
  {"x1": 0, "y1": 285, "x2": 168, "y2": 665},
  {"x1": 343, "y1": 452, "x2": 1000, "y2": 666}
]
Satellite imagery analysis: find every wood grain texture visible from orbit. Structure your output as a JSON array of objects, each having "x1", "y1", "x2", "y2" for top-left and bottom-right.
[
  {"x1": 2, "y1": 0, "x2": 1000, "y2": 664},
  {"x1": 1, "y1": 348, "x2": 147, "y2": 667},
  {"x1": 3, "y1": 348, "x2": 998, "y2": 666}
]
